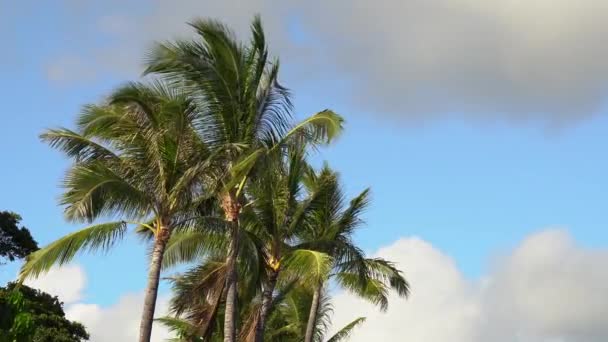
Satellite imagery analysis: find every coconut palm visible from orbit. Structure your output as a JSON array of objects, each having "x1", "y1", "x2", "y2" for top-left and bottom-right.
[
  {"x1": 297, "y1": 167, "x2": 410, "y2": 342},
  {"x1": 144, "y1": 16, "x2": 343, "y2": 342},
  {"x1": 19, "y1": 81, "x2": 216, "y2": 342},
  {"x1": 266, "y1": 285, "x2": 366, "y2": 342},
  {"x1": 160, "y1": 155, "x2": 401, "y2": 342},
  {"x1": 160, "y1": 267, "x2": 366, "y2": 342},
  {"x1": 235, "y1": 146, "x2": 343, "y2": 342},
  {"x1": 159, "y1": 229, "x2": 267, "y2": 342},
  {"x1": 157, "y1": 146, "x2": 333, "y2": 342}
]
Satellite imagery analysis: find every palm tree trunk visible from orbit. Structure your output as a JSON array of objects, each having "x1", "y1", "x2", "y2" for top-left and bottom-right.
[
  {"x1": 254, "y1": 270, "x2": 278, "y2": 342},
  {"x1": 304, "y1": 283, "x2": 323, "y2": 342},
  {"x1": 224, "y1": 224, "x2": 239, "y2": 342},
  {"x1": 222, "y1": 192, "x2": 241, "y2": 342},
  {"x1": 139, "y1": 226, "x2": 170, "y2": 342}
]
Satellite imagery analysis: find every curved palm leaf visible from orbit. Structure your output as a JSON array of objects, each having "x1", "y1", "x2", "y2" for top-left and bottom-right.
[
  {"x1": 40, "y1": 128, "x2": 120, "y2": 163},
  {"x1": 61, "y1": 161, "x2": 151, "y2": 222},
  {"x1": 19, "y1": 221, "x2": 127, "y2": 280},
  {"x1": 326, "y1": 317, "x2": 366, "y2": 342}
]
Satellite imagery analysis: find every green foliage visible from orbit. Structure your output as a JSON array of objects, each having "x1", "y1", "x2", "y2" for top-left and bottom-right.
[
  {"x1": 20, "y1": 221, "x2": 127, "y2": 279},
  {"x1": 25, "y1": 78, "x2": 219, "y2": 342},
  {"x1": 281, "y1": 249, "x2": 332, "y2": 284},
  {"x1": 326, "y1": 317, "x2": 366, "y2": 342},
  {"x1": 159, "y1": 161, "x2": 406, "y2": 342},
  {"x1": 0, "y1": 211, "x2": 38, "y2": 264},
  {"x1": 27, "y1": 14, "x2": 401, "y2": 342},
  {"x1": 0, "y1": 283, "x2": 89, "y2": 342}
]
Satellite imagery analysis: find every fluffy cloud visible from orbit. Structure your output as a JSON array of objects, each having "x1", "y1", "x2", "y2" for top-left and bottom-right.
[
  {"x1": 331, "y1": 229, "x2": 608, "y2": 342},
  {"x1": 23, "y1": 264, "x2": 170, "y2": 341},
  {"x1": 24, "y1": 264, "x2": 86, "y2": 304},
  {"x1": 39, "y1": 0, "x2": 608, "y2": 125},
  {"x1": 65, "y1": 293, "x2": 171, "y2": 342},
  {"x1": 21, "y1": 230, "x2": 608, "y2": 341}
]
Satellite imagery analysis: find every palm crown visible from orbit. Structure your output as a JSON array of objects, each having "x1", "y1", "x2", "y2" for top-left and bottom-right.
[{"x1": 20, "y1": 81, "x2": 219, "y2": 341}]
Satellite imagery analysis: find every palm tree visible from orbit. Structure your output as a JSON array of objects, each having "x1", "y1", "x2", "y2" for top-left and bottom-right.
[
  {"x1": 160, "y1": 266, "x2": 366, "y2": 342},
  {"x1": 298, "y1": 166, "x2": 410, "y2": 342},
  {"x1": 267, "y1": 285, "x2": 366, "y2": 342},
  {"x1": 144, "y1": 16, "x2": 343, "y2": 342},
  {"x1": 19, "y1": 82, "x2": 216, "y2": 342},
  {"x1": 160, "y1": 155, "x2": 400, "y2": 342},
  {"x1": 237, "y1": 146, "x2": 342, "y2": 342},
  {"x1": 157, "y1": 146, "x2": 333, "y2": 342}
]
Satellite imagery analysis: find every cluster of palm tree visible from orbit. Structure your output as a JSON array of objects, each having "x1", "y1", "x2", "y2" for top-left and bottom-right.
[{"x1": 18, "y1": 16, "x2": 409, "y2": 342}]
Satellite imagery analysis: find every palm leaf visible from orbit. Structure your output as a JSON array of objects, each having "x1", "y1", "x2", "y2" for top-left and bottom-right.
[
  {"x1": 335, "y1": 272, "x2": 389, "y2": 311},
  {"x1": 19, "y1": 221, "x2": 127, "y2": 280},
  {"x1": 40, "y1": 128, "x2": 120, "y2": 162},
  {"x1": 278, "y1": 110, "x2": 344, "y2": 150},
  {"x1": 61, "y1": 161, "x2": 150, "y2": 222},
  {"x1": 281, "y1": 250, "x2": 332, "y2": 285},
  {"x1": 363, "y1": 258, "x2": 410, "y2": 298},
  {"x1": 326, "y1": 317, "x2": 366, "y2": 342}
]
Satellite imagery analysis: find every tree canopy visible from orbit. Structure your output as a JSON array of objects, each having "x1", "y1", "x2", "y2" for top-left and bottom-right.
[
  {"x1": 0, "y1": 283, "x2": 89, "y2": 342},
  {"x1": 0, "y1": 211, "x2": 38, "y2": 264},
  {"x1": 16, "y1": 15, "x2": 408, "y2": 342}
]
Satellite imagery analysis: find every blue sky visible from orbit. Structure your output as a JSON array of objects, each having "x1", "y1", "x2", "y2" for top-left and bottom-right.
[{"x1": 2, "y1": 0, "x2": 608, "y2": 319}]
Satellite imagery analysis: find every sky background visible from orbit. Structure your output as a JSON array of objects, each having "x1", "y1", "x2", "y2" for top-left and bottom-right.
[{"x1": 2, "y1": 1, "x2": 608, "y2": 341}]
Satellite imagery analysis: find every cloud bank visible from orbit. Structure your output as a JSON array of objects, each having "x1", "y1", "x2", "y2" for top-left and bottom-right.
[
  {"x1": 331, "y1": 229, "x2": 608, "y2": 342},
  {"x1": 24, "y1": 229, "x2": 608, "y2": 341},
  {"x1": 65, "y1": 293, "x2": 171, "y2": 342},
  {"x1": 39, "y1": 0, "x2": 608, "y2": 125},
  {"x1": 23, "y1": 265, "x2": 171, "y2": 341}
]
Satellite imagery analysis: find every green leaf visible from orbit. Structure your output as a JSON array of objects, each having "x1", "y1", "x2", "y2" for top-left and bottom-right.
[
  {"x1": 279, "y1": 110, "x2": 344, "y2": 150},
  {"x1": 61, "y1": 162, "x2": 150, "y2": 222},
  {"x1": 282, "y1": 249, "x2": 332, "y2": 284},
  {"x1": 40, "y1": 128, "x2": 119, "y2": 162},
  {"x1": 19, "y1": 221, "x2": 127, "y2": 280},
  {"x1": 326, "y1": 317, "x2": 366, "y2": 342}
]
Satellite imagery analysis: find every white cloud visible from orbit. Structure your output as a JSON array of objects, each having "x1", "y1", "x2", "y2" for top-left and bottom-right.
[
  {"x1": 23, "y1": 264, "x2": 171, "y2": 341},
  {"x1": 66, "y1": 293, "x2": 171, "y2": 342},
  {"x1": 24, "y1": 264, "x2": 86, "y2": 304},
  {"x1": 331, "y1": 229, "x2": 608, "y2": 342},
  {"x1": 330, "y1": 238, "x2": 480, "y2": 341},
  {"x1": 20, "y1": 229, "x2": 608, "y2": 341}
]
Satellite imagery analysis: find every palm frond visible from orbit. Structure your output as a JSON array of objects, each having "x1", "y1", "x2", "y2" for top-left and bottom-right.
[
  {"x1": 40, "y1": 128, "x2": 120, "y2": 162},
  {"x1": 162, "y1": 230, "x2": 227, "y2": 269},
  {"x1": 19, "y1": 221, "x2": 127, "y2": 280},
  {"x1": 326, "y1": 317, "x2": 366, "y2": 342},
  {"x1": 278, "y1": 110, "x2": 344, "y2": 150},
  {"x1": 334, "y1": 188, "x2": 370, "y2": 237},
  {"x1": 281, "y1": 250, "x2": 332, "y2": 285},
  {"x1": 156, "y1": 316, "x2": 203, "y2": 342},
  {"x1": 335, "y1": 272, "x2": 389, "y2": 311},
  {"x1": 60, "y1": 162, "x2": 151, "y2": 222},
  {"x1": 363, "y1": 258, "x2": 410, "y2": 298}
]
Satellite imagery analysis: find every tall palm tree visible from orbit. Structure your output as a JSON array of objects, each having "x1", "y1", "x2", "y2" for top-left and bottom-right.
[
  {"x1": 144, "y1": 16, "x2": 343, "y2": 342},
  {"x1": 298, "y1": 167, "x2": 410, "y2": 342},
  {"x1": 19, "y1": 82, "x2": 215, "y2": 342}
]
